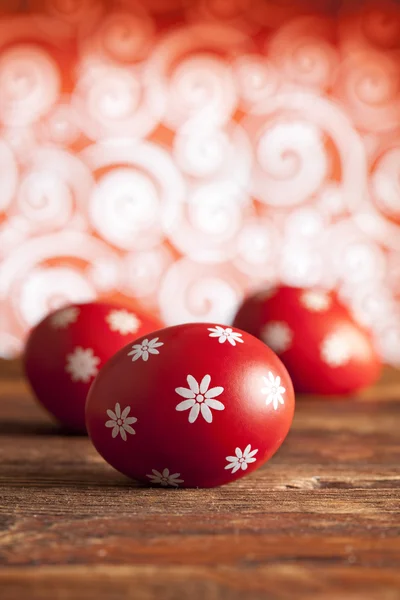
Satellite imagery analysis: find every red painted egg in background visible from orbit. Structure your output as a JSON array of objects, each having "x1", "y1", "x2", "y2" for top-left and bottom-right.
[
  {"x1": 23, "y1": 302, "x2": 163, "y2": 432},
  {"x1": 233, "y1": 287, "x2": 382, "y2": 396},
  {"x1": 85, "y1": 322, "x2": 295, "y2": 488}
]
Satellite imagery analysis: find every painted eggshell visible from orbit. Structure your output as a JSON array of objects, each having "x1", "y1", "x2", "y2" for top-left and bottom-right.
[
  {"x1": 85, "y1": 322, "x2": 295, "y2": 488},
  {"x1": 233, "y1": 286, "x2": 382, "y2": 395},
  {"x1": 23, "y1": 302, "x2": 163, "y2": 431}
]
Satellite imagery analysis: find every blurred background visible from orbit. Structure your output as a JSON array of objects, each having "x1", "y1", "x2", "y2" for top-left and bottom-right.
[{"x1": 0, "y1": 0, "x2": 399, "y2": 366}]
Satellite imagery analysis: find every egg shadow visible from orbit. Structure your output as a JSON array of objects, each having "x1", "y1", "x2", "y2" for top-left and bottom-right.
[
  {"x1": 4, "y1": 460, "x2": 146, "y2": 490},
  {"x1": 0, "y1": 419, "x2": 87, "y2": 437}
]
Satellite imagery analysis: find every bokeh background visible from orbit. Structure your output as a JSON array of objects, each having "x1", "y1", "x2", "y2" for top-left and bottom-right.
[{"x1": 0, "y1": 0, "x2": 399, "y2": 365}]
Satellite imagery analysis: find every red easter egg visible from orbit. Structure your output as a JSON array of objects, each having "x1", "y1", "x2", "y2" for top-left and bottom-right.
[
  {"x1": 23, "y1": 302, "x2": 163, "y2": 431},
  {"x1": 233, "y1": 286, "x2": 382, "y2": 395},
  {"x1": 85, "y1": 322, "x2": 295, "y2": 488}
]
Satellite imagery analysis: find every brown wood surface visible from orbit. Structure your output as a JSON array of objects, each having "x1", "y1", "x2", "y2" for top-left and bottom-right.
[{"x1": 0, "y1": 359, "x2": 399, "y2": 600}]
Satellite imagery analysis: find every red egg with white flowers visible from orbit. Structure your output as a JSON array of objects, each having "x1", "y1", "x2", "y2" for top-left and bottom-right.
[
  {"x1": 233, "y1": 286, "x2": 382, "y2": 395},
  {"x1": 23, "y1": 302, "x2": 163, "y2": 432},
  {"x1": 85, "y1": 323, "x2": 295, "y2": 488}
]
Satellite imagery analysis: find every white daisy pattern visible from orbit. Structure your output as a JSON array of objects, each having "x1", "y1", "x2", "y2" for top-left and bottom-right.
[
  {"x1": 105, "y1": 402, "x2": 137, "y2": 441},
  {"x1": 261, "y1": 372, "x2": 286, "y2": 410},
  {"x1": 261, "y1": 321, "x2": 293, "y2": 354},
  {"x1": 65, "y1": 346, "x2": 100, "y2": 382},
  {"x1": 50, "y1": 306, "x2": 80, "y2": 329},
  {"x1": 175, "y1": 374, "x2": 225, "y2": 423},
  {"x1": 208, "y1": 326, "x2": 244, "y2": 346},
  {"x1": 321, "y1": 332, "x2": 351, "y2": 367},
  {"x1": 147, "y1": 468, "x2": 184, "y2": 488},
  {"x1": 225, "y1": 445, "x2": 258, "y2": 474},
  {"x1": 106, "y1": 309, "x2": 141, "y2": 335},
  {"x1": 301, "y1": 290, "x2": 332, "y2": 312},
  {"x1": 127, "y1": 337, "x2": 163, "y2": 362}
]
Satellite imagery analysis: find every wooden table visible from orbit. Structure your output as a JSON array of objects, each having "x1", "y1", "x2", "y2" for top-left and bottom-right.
[{"x1": 0, "y1": 359, "x2": 399, "y2": 600}]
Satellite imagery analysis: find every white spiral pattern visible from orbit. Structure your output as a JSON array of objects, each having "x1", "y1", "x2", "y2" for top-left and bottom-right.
[
  {"x1": 147, "y1": 23, "x2": 250, "y2": 129},
  {"x1": 0, "y1": 140, "x2": 18, "y2": 212},
  {"x1": 73, "y1": 63, "x2": 164, "y2": 140},
  {"x1": 0, "y1": 44, "x2": 60, "y2": 127},
  {"x1": 371, "y1": 146, "x2": 400, "y2": 219},
  {"x1": 339, "y1": 0, "x2": 400, "y2": 55},
  {"x1": 252, "y1": 119, "x2": 328, "y2": 207},
  {"x1": 233, "y1": 217, "x2": 280, "y2": 280},
  {"x1": 83, "y1": 139, "x2": 185, "y2": 250},
  {"x1": 0, "y1": 230, "x2": 118, "y2": 303},
  {"x1": 16, "y1": 171, "x2": 73, "y2": 230},
  {"x1": 0, "y1": 2, "x2": 399, "y2": 364},
  {"x1": 122, "y1": 246, "x2": 174, "y2": 303},
  {"x1": 168, "y1": 180, "x2": 252, "y2": 263},
  {"x1": 159, "y1": 258, "x2": 246, "y2": 325},
  {"x1": 38, "y1": 102, "x2": 81, "y2": 146},
  {"x1": 280, "y1": 241, "x2": 328, "y2": 288},
  {"x1": 173, "y1": 122, "x2": 252, "y2": 184},
  {"x1": 9, "y1": 146, "x2": 93, "y2": 231},
  {"x1": 335, "y1": 51, "x2": 400, "y2": 133},
  {"x1": 234, "y1": 55, "x2": 281, "y2": 109},
  {"x1": 268, "y1": 16, "x2": 339, "y2": 91},
  {"x1": 173, "y1": 128, "x2": 230, "y2": 179},
  {"x1": 15, "y1": 266, "x2": 97, "y2": 327},
  {"x1": 163, "y1": 54, "x2": 238, "y2": 130},
  {"x1": 79, "y1": 6, "x2": 155, "y2": 64}
]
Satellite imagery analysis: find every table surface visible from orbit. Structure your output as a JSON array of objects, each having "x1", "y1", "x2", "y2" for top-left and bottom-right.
[{"x1": 0, "y1": 360, "x2": 399, "y2": 600}]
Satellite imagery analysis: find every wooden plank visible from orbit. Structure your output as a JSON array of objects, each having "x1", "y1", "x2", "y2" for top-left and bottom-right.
[
  {"x1": 0, "y1": 360, "x2": 399, "y2": 599},
  {"x1": 1, "y1": 565, "x2": 400, "y2": 600}
]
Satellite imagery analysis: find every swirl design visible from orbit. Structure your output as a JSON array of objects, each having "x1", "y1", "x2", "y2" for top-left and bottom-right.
[
  {"x1": 73, "y1": 64, "x2": 164, "y2": 140},
  {"x1": 9, "y1": 147, "x2": 93, "y2": 232},
  {"x1": 79, "y1": 6, "x2": 155, "y2": 64},
  {"x1": 269, "y1": 16, "x2": 338, "y2": 90},
  {"x1": 251, "y1": 119, "x2": 328, "y2": 207},
  {"x1": 0, "y1": 140, "x2": 18, "y2": 212},
  {"x1": 159, "y1": 258, "x2": 246, "y2": 325},
  {"x1": 146, "y1": 23, "x2": 250, "y2": 129},
  {"x1": 234, "y1": 55, "x2": 281, "y2": 109},
  {"x1": 371, "y1": 146, "x2": 400, "y2": 221},
  {"x1": 0, "y1": 44, "x2": 60, "y2": 127},
  {"x1": 0, "y1": 2, "x2": 398, "y2": 366},
  {"x1": 339, "y1": 0, "x2": 400, "y2": 53},
  {"x1": 83, "y1": 139, "x2": 185, "y2": 250},
  {"x1": 335, "y1": 50, "x2": 400, "y2": 133}
]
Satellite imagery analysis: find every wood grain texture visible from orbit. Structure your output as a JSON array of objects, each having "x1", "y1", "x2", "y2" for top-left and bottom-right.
[{"x1": 0, "y1": 359, "x2": 399, "y2": 600}]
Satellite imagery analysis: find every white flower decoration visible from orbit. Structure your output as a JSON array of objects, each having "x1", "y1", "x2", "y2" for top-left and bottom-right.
[
  {"x1": 208, "y1": 326, "x2": 243, "y2": 346},
  {"x1": 105, "y1": 402, "x2": 137, "y2": 441},
  {"x1": 261, "y1": 372, "x2": 286, "y2": 410},
  {"x1": 175, "y1": 374, "x2": 225, "y2": 423},
  {"x1": 321, "y1": 332, "x2": 351, "y2": 367},
  {"x1": 127, "y1": 337, "x2": 163, "y2": 362},
  {"x1": 65, "y1": 346, "x2": 100, "y2": 382},
  {"x1": 301, "y1": 290, "x2": 331, "y2": 312},
  {"x1": 147, "y1": 468, "x2": 184, "y2": 488},
  {"x1": 106, "y1": 309, "x2": 141, "y2": 335},
  {"x1": 225, "y1": 445, "x2": 258, "y2": 474},
  {"x1": 50, "y1": 306, "x2": 80, "y2": 329},
  {"x1": 261, "y1": 321, "x2": 293, "y2": 354}
]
